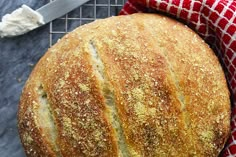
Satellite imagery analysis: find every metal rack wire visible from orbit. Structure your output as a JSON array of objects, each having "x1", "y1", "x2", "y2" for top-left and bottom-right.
[{"x1": 49, "y1": 0, "x2": 126, "y2": 46}]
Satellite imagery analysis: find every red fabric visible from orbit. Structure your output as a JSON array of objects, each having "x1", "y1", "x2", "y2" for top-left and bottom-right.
[{"x1": 120, "y1": 0, "x2": 236, "y2": 156}]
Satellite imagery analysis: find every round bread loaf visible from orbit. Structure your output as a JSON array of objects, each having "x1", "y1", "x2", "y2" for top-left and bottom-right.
[{"x1": 18, "y1": 13, "x2": 230, "y2": 157}]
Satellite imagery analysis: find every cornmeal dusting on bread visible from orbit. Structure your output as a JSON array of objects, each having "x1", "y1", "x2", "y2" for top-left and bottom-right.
[
  {"x1": 62, "y1": 116, "x2": 72, "y2": 134},
  {"x1": 131, "y1": 87, "x2": 144, "y2": 101},
  {"x1": 23, "y1": 133, "x2": 33, "y2": 145},
  {"x1": 18, "y1": 13, "x2": 230, "y2": 157},
  {"x1": 78, "y1": 83, "x2": 90, "y2": 92}
]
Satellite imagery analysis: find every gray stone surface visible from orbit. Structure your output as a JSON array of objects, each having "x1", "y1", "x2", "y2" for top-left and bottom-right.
[
  {"x1": 0, "y1": 1, "x2": 49, "y2": 156},
  {"x1": 0, "y1": 0, "x2": 124, "y2": 156}
]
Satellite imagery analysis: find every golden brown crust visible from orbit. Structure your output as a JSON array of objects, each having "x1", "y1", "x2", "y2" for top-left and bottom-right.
[{"x1": 18, "y1": 13, "x2": 230, "y2": 157}]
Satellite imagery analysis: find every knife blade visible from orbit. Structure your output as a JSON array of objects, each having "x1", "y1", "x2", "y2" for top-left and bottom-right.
[{"x1": 37, "y1": 0, "x2": 90, "y2": 24}]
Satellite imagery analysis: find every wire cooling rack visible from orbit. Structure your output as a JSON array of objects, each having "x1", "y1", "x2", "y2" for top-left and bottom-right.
[{"x1": 49, "y1": 0, "x2": 126, "y2": 46}]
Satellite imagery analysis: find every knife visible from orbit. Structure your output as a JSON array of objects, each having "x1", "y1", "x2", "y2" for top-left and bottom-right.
[
  {"x1": 37, "y1": 0, "x2": 90, "y2": 24},
  {"x1": 0, "y1": 0, "x2": 90, "y2": 37}
]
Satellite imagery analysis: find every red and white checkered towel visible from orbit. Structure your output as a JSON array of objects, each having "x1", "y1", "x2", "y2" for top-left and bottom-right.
[{"x1": 120, "y1": 0, "x2": 236, "y2": 156}]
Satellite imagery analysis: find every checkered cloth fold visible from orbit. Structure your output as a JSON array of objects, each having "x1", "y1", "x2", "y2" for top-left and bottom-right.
[{"x1": 120, "y1": 0, "x2": 236, "y2": 156}]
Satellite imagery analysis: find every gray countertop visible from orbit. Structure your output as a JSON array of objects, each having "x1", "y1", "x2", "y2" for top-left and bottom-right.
[
  {"x1": 0, "y1": 0, "x2": 124, "y2": 156},
  {"x1": 0, "y1": 1, "x2": 49, "y2": 156}
]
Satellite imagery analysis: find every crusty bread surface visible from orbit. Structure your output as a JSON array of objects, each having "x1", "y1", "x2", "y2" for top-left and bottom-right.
[{"x1": 18, "y1": 13, "x2": 230, "y2": 157}]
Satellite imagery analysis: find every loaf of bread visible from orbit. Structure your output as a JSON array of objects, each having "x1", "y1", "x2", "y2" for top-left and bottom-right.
[{"x1": 18, "y1": 13, "x2": 230, "y2": 157}]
